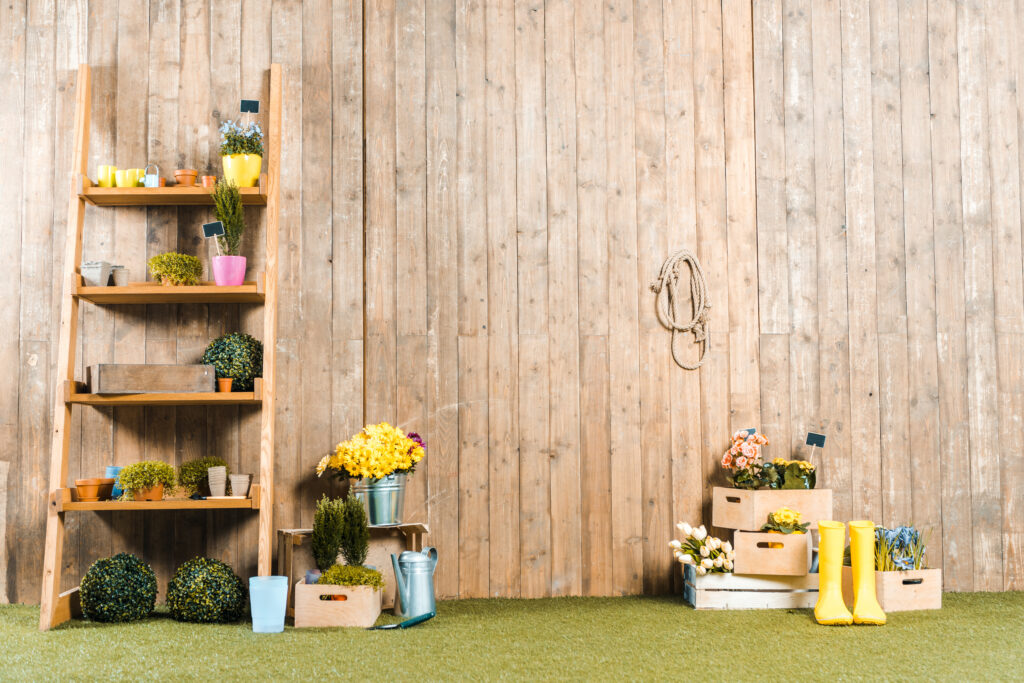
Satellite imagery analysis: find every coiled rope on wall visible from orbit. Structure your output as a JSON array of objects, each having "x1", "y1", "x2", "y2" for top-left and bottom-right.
[{"x1": 650, "y1": 249, "x2": 710, "y2": 371}]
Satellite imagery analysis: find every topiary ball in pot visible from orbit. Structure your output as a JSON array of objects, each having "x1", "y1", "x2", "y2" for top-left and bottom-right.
[
  {"x1": 80, "y1": 552, "x2": 157, "y2": 623},
  {"x1": 200, "y1": 332, "x2": 263, "y2": 391},
  {"x1": 167, "y1": 557, "x2": 246, "y2": 623}
]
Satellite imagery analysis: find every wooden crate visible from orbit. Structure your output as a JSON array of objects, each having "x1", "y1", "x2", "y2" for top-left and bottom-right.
[
  {"x1": 712, "y1": 486, "x2": 833, "y2": 531},
  {"x1": 733, "y1": 531, "x2": 812, "y2": 576},
  {"x1": 293, "y1": 581, "x2": 382, "y2": 628},
  {"x1": 682, "y1": 564, "x2": 819, "y2": 609},
  {"x1": 85, "y1": 363, "x2": 215, "y2": 393},
  {"x1": 277, "y1": 524, "x2": 427, "y2": 615},
  {"x1": 841, "y1": 567, "x2": 942, "y2": 612}
]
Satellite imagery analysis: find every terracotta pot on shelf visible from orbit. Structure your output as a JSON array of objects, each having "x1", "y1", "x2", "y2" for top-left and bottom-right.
[
  {"x1": 132, "y1": 483, "x2": 164, "y2": 501},
  {"x1": 201, "y1": 175, "x2": 217, "y2": 188},
  {"x1": 174, "y1": 168, "x2": 198, "y2": 186},
  {"x1": 217, "y1": 377, "x2": 233, "y2": 392},
  {"x1": 75, "y1": 478, "x2": 116, "y2": 502}
]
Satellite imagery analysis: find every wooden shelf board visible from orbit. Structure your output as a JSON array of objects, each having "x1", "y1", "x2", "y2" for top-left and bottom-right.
[
  {"x1": 55, "y1": 486, "x2": 262, "y2": 511},
  {"x1": 66, "y1": 378, "x2": 263, "y2": 406},
  {"x1": 76, "y1": 275, "x2": 265, "y2": 304},
  {"x1": 79, "y1": 174, "x2": 267, "y2": 206}
]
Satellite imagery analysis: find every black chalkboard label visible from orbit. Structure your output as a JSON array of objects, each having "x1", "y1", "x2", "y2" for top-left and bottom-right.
[
  {"x1": 806, "y1": 432, "x2": 826, "y2": 448},
  {"x1": 240, "y1": 99, "x2": 260, "y2": 114},
  {"x1": 203, "y1": 221, "x2": 225, "y2": 238}
]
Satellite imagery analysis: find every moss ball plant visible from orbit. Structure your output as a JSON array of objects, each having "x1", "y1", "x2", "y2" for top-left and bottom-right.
[
  {"x1": 80, "y1": 553, "x2": 157, "y2": 623},
  {"x1": 200, "y1": 332, "x2": 263, "y2": 391},
  {"x1": 178, "y1": 456, "x2": 230, "y2": 496},
  {"x1": 117, "y1": 461, "x2": 176, "y2": 499},
  {"x1": 167, "y1": 557, "x2": 246, "y2": 623},
  {"x1": 148, "y1": 252, "x2": 204, "y2": 286},
  {"x1": 317, "y1": 564, "x2": 384, "y2": 591}
]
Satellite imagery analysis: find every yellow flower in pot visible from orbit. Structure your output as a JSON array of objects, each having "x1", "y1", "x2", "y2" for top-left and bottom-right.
[
  {"x1": 761, "y1": 506, "x2": 810, "y2": 534},
  {"x1": 219, "y1": 119, "x2": 263, "y2": 187}
]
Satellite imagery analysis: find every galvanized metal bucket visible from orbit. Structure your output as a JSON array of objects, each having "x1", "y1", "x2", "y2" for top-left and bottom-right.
[{"x1": 353, "y1": 473, "x2": 407, "y2": 525}]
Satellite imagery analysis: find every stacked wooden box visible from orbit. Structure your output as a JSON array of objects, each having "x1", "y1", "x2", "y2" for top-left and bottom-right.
[{"x1": 682, "y1": 487, "x2": 832, "y2": 610}]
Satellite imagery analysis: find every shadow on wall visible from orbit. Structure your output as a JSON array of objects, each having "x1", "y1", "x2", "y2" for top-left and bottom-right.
[{"x1": 0, "y1": 460, "x2": 8, "y2": 603}]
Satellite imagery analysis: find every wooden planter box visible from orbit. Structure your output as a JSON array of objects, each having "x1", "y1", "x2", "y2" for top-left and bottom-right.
[
  {"x1": 712, "y1": 486, "x2": 833, "y2": 531},
  {"x1": 293, "y1": 581, "x2": 382, "y2": 628},
  {"x1": 277, "y1": 523, "x2": 427, "y2": 615},
  {"x1": 841, "y1": 567, "x2": 942, "y2": 612},
  {"x1": 733, "y1": 531, "x2": 812, "y2": 576},
  {"x1": 683, "y1": 564, "x2": 818, "y2": 609},
  {"x1": 85, "y1": 363, "x2": 215, "y2": 393}
]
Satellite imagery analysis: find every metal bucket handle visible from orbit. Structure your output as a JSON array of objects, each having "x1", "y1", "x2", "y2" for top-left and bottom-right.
[{"x1": 423, "y1": 546, "x2": 438, "y2": 573}]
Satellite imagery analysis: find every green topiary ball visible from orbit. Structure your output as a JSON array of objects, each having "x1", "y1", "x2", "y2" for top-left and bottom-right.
[
  {"x1": 167, "y1": 557, "x2": 246, "y2": 623},
  {"x1": 200, "y1": 332, "x2": 263, "y2": 391},
  {"x1": 80, "y1": 553, "x2": 157, "y2": 623}
]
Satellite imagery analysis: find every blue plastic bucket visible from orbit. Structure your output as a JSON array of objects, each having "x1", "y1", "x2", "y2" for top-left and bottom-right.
[
  {"x1": 105, "y1": 465, "x2": 124, "y2": 499},
  {"x1": 249, "y1": 576, "x2": 288, "y2": 633}
]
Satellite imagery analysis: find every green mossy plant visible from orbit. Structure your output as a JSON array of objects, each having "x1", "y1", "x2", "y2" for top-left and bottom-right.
[
  {"x1": 80, "y1": 553, "x2": 157, "y2": 623},
  {"x1": 147, "y1": 252, "x2": 204, "y2": 286},
  {"x1": 211, "y1": 178, "x2": 245, "y2": 255},
  {"x1": 317, "y1": 564, "x2": 384, "y2": 591},
  {"x1": 200, "y1": 332, "x2": 263, "y2": 391},
  {"x1": 167, "y1": 557, "x2": 246, "y2": 623},
  {"x1": 178, "y1": 456, "x2": 230, "y2": 496},
  {"x1": 339, "y1": 494, "x2": 369, "y2": 567},
  {"x1": 219, "y1": 120, "x2": 264, "y2": 156},
  {"x1": 312, "y1": 495, "x2": 346, "y2": 572},
  {"x1": 117, "y1": 461, "x2": 176, "y2": 499}
]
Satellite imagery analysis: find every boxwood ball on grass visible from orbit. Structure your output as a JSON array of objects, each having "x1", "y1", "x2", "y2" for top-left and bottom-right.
[
  {"x1": 167, "y1": 557, "x2": 246, "y2": 623},
  {"x1": 201, "y1": 332, "x2": 263, "y2": 391},
  {"x1": 80, "y1": 553, "x2": 157, "y2": 623}
]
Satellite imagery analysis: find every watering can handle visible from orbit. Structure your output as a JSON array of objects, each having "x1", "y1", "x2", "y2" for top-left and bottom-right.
[{"x1": 423, "y1": 546, "x2": 437, "y2": 570}]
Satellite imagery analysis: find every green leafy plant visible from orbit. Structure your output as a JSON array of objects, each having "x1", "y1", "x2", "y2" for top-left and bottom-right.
[
  {"x1": 340, "y1": 494, "x2": 369, "y2": 566},
  {"x1": 200, "y1": 332, "x2": 263, "y2": 391},
  {"x1": 178, "y1": 456, "x2": 230, "y2": 496},
  {"x1": 219, "y1": 120, "x2": 264, "y2": 156},
  {"x1": 312, "y1": 495, "x2": 346, "y2": 572},
  {"x1": 317, "y1": 564, "x2": 384, "y2": 591},
  {"x1": 117, "y1": 461, "x2": 176, "y2": 499},
  {"x1": 147, "y1": 252, "x2": 204, "y2": 286},
  {"x1": 80, "y1": 553, "x2": 157, "y2": 623},
  {"x1": 167, "y1": 557, "x2": 246, "y2": 623},
  {"x1": 211, "y1": 178, "x2": 245, "y2": 255}
]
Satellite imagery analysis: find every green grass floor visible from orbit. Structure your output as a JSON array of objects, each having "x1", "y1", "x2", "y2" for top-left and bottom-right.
[{"x1": 1, "y1": 592, "x2": 1022, "y2": 681}]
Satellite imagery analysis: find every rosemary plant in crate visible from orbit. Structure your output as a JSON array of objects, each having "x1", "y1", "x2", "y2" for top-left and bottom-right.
[
  {"x1": 210, "y1": 178, "x2": 248, "y2": 286},
  {"x1": 200, "y1": 332, "x2": 263, "y2": 391},
  {"x1": 340, "y1": 493, "x2": 370, "y2": 566},
  {"x1": 147, "y1": 252, "x2": 203, "y2": 286},
  {"x1": 312, "y1": 495, "x2": 346, "y2": 576}
]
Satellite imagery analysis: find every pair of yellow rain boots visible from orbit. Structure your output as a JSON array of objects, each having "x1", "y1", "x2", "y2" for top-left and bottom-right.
[{"x1": 814, "y1": 520, "x2": 886, "y2": 626}]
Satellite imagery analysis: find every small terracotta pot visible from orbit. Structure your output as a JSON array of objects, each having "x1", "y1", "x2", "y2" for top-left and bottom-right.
[
  {"x1": 158, "y1": 177, "x2": 167, "y2": 187},
  {"x1": 217, "y1": 377, "x2": 233, "y2": 392},
  {"x1": 160, "y1": 278, "x2": 176, "y2": 287},
  {"x1": 201, "y1": 175, "x2": 217, "y2": 188},
  {"x1": 75, "y1": 478, "x2": 116, "y2": 502},
  {"x1": 132, "y1": 483, "x2": 165, "y2": 501},
  {"x1": 174, "y1": 169, "x2": 198, "y2": 186}
]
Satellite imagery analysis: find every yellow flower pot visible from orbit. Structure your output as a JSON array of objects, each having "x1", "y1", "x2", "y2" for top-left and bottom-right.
[{"x1": 221, "y1": 153, "x2": 262, "y2": 187}]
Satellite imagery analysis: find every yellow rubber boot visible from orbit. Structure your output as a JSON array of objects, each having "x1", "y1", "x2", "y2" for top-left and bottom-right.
[
  {"x1": 850, "y1": 520, "x2": 886, "y2": 625},
  {"x1": 814, "y1": 521, "x2": 853, "y2": 625}
]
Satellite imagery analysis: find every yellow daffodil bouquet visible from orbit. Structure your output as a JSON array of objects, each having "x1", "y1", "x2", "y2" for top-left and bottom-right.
[
  {"x1": 316, "y1": 423, "x2": 425, "y2": 481},
  {"x1": 760, "y1": 506, "x2": 810, "y2": 534}
]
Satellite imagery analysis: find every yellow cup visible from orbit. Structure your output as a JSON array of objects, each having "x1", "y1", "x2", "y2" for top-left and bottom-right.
[
  {"x1": 97, "y1": 165, "x2": 117, "y2": 187},
  {"x1": 115, "y1": 168, "x2": 139, "y2": 188},
  {"x1": 132, "y1": 168, "x2": 146, "y2": 186}
]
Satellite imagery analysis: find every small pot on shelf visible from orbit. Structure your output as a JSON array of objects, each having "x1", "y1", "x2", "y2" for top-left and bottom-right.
[
  {"x1": 131, "y1": 483, "x2": 165, "y2": 501},
  {"x1": 174, "y1": 168, "x2": 198, "y2": 186},
  {"x1": 75, "y1": 478, "x2": 116, "y2": 502},
  {"x1": 80, "y1": 261, "x2": 112, "y2": 287},
  {"x1": 229, "y1": 473, "x2": 251, "y2": 497},
  {"x1": 201, "y1": 175, "x2": 217, "y2": 188},
  {"x1": 212, "y1": 255, "x2": 247, "y2": 286},
  {"x1": 217, "y1": 377, "x2": 234, "y2": 393},
  {"x1": 222, "y1": 154, "x2": 262, "y2": 187},
  {"x1": 207, "y1": 466, "x2": 227, "y2": 497}
]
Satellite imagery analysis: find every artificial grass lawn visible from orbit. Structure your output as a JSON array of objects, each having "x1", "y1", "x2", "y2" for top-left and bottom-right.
[{"x1": 1, "y1": 592, "x2": 1022, "y2": 681}]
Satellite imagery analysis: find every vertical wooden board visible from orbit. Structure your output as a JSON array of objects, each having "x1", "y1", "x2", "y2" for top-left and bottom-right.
[
  {"x1": 840, "y1": 0, "x2": 882, "y2": 523},
  {"x1": 543, "y1": 0, "x2": 581, "y2": 598},
  {"x1": 693, "y1": 0, "x2": 729, "y2": 534},
  {"x1": 486, "y1": 0, "x2": 520, "y2": 599},
  {"x1": 753, "y1": 0, "x2": 788, "y2": 335},
  {"x1": 457, "y1": 335, "x2": 489, "y2": 597},
  {"x1": 397, "y1": 336, "x2": 428, "y2": 521},
  {"x1": 758, "y1": 334, "x2": 791, "y2": 455},
  {"x1": 514, "y1": 0, "x2": 549, "y2": 599},
  {"x1": 927, "y1": 0, "x2": 974, "y2": 590},
  {"x1": 662, "y1": 0, "x2": 702, "y2": 592},
  {"x1": 425, "y1": 0, "x2": 460, "y2": 598},
  {"x1": 603, "y1": 0, "x2": 642, "y2": 596},
  {"x1": 811, "y1": 0, "x2": 853, "y2": 523},
  {"x1": 574, "y1": 0, "x2": 611, "y2": 597},
  {"x1": 956, "y1": 0, "x2": 1002, "y2": 591},
  {"x1": 782, "y1": 0, "x2": 821, "y2": 463},
  {"x1": 870, "y1": 0, "x2": 911, "y2": 529},
  {"x1": 723, "y1": 0, "x2": 761, "y2": 433}
]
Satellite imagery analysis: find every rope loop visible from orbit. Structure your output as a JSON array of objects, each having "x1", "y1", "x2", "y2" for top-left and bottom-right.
[{"x1": 650, "y1": 249, "x2": 710, "y2": 370}]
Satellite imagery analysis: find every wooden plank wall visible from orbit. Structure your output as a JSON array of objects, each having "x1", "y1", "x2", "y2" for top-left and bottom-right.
[{"x1": 1, "y1": 0, "x2": 1021, "y2": 602}]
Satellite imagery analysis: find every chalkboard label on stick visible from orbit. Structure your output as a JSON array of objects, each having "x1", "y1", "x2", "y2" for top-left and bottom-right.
[
  {"x1": 806, "y1": 432, "x2": 826, "y2": 448},
  {"x1": 240, "y1": 99, "x2": 260, "y2": 114},
  {"x1": 203, "y1": 221, "x2": 225, "y2": 238}
]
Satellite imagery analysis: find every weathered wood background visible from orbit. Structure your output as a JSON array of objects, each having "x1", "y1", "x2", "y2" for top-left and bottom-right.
[{"x1": 1, "y1": 0, "x2": 1021, "y2": 603}]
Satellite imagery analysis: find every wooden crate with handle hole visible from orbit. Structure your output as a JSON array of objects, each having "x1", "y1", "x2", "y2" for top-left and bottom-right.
[
  {"x1": 293, "y1": 581, "x2": 382, "y2": 628},
  {"x1": 712, "y1": 486, "x2": 833, "y2": 531},
  {"x1": 682, "y1": 563, "x2": 819, "y2": 609},
  {"x1": 841, "y1": 567, "x2": 942, "y2": 612},
  {"x1": 733, "y1": 530, "x2": 812, "y2": 576}
]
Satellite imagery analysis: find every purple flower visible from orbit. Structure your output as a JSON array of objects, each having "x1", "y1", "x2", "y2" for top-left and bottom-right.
[{"x1": 407, "y1": 432, "x2": 425, "y2": 454}]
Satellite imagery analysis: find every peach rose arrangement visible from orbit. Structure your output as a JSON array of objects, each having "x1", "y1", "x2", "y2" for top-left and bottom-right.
[{"x1": 721, "y1": 429, "x2": 770, "y2": 489}]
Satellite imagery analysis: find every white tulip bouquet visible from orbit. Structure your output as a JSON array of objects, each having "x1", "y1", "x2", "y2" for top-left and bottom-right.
[{"x1": 669, "y1": 522, "x2": 734, "y2": 575}]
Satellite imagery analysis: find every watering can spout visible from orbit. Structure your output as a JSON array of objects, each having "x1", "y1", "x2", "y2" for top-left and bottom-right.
[{"x1": 391, "y1": 553, "x2": 408, "y2": 608}]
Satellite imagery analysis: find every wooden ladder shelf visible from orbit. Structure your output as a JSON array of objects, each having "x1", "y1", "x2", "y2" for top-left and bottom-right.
[{"x1": 38, "y1": 64, "x2": 282, "y2": 630}]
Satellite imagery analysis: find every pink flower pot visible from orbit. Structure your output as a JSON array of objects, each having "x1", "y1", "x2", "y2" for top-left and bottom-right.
[{"x1": 212, "y1": 255, "x2": 247, "y2": 286}]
